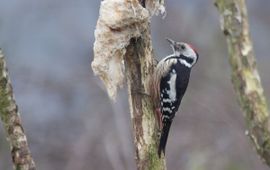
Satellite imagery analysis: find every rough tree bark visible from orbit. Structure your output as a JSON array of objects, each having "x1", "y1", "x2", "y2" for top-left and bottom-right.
[
  {"x1": 0, "y1": 49, "x2": 36, "y2": 170},
  {"x1": 125, "y1": 30, "x2": 166, "y2": 170},
  {"x1": 91, "y1": 0, "x2": 166, "y2": 169},
  {"x1": 215, "y1": 0, "x2": 270, "y2": 166}
]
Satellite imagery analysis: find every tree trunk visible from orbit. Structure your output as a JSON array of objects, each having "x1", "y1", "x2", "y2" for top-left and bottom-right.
[
  {"x1": 91, "y1": 0, "x2": 166, "y2": 169},
  {"x1": 215, "y1": 0, "x2": 270, "y2": 166},
  {"x1": 0, "y1": 50, "x2": 36, "y2": 170},
  {"x1": 125, "y1": 28, "x2": 166, "y2": 170}
]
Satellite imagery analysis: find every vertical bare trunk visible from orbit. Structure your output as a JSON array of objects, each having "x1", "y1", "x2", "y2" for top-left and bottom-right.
[
  {"x1": 125, "y1": 28, "x2": 166, "y2": 170},
  {"x1": 215, "y1": 0, "x2": 270, "y2": 166},
  {"x1": 0, "y1": 50, "x2": 36, "y2": 170},
  {"x1": 91, "y1": 0, "x2": 166, "y2": 169}
]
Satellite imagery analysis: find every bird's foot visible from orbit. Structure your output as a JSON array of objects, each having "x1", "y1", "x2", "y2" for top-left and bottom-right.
[{"x1": 131, "y1": 89, "x2": 150, "y2": 97}]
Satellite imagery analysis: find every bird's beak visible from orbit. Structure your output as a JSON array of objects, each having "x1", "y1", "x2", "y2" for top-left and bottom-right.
[
  {"x1": 166, "y1": 38, "x2": 176, "y2": 46},
  {"x1": 166, "y1": 38, "x2": 177, "y2": 52}
]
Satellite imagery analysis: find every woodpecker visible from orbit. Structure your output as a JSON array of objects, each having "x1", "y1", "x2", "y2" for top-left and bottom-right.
[{"x1": 152, "y1": 38, "x2": 199, "y2": 157}]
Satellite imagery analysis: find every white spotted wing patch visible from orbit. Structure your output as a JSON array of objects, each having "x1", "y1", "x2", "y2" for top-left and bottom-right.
[{"x1": 160, "y1": 70, "x2": 178, "y2": 121}]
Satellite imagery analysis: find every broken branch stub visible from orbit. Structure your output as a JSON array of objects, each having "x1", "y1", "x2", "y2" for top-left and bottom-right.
[{"x1": 91, "y1": 0, "x2": 164, "y2": 100}]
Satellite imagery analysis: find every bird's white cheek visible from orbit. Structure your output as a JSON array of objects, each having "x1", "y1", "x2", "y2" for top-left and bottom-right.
[{"x1": 183, "y1": 47, "x2": 197, "y2": 58}]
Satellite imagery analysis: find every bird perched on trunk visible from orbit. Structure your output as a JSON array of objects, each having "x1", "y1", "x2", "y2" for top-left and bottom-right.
[{"x1": 150, "y1": 38, "x2": 199, "y2": 157}]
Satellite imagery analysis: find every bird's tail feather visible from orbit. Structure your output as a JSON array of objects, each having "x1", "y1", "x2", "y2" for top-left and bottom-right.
[{"x1": 158, "y1": 120, "x2": 172, "y2": 157}]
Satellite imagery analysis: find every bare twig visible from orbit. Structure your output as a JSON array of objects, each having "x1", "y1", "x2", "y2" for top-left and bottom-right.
[
  {"x1": 215, "y1": 0, "x2": 270, "y2": 166},
  {"x1": 0, "y1": 49, "x2": 36, "y2": 170}
]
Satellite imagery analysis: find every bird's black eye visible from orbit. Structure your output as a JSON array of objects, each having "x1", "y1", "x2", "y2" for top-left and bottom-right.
[{"x1": 180, "y1": 45, "x2": 186, "y2": 50}]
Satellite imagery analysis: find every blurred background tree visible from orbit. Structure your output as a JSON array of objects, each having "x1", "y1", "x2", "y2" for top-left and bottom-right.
[
  {"x1": 0, "y1": 0, "x2": 270, "y2": 170},
  {"x1": 216, "y1": 0, "x2": 270, "y2": 167},
  {"x1": 0, "y1": 50, "x2": 36, "y2": 170}
]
